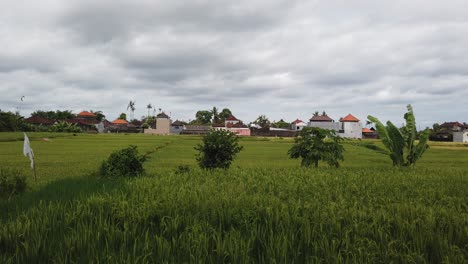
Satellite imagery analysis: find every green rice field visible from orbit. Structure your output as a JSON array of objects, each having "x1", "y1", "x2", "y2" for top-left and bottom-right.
[{"x1": 0, "y1": 133, "x2": 467, "y2": 263}]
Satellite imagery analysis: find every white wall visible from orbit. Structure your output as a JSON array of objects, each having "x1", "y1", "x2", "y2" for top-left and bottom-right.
[
  {"x1": 453, "y1": 132, "x2": 468, "y2": 142},
  {"x1": 339, "y1": 122, "x2": 362, "y2": 139}
]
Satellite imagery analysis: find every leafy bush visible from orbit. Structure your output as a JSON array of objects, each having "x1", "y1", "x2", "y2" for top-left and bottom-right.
[
  {"x1": 195, "y1": 129, "x2": 243, "y2": 169},
  {"x1": 100, "y1": 145, "x2": 147, "y2": 177},
  {"x1": 0, "y1": 168, "x2": 27, "y2": 197},
  {"x1": 288, "y1": 127, "x2": 344, "y2": 168}
]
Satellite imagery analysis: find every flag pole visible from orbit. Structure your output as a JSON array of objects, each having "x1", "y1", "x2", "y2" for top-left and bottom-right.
[{"x1": 32, "y1": 153, "x2": 37, "y2": 182}]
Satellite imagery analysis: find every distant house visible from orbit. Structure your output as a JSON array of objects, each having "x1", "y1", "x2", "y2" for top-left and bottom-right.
[
  {"x1": 212, "y1": 115, "x2": 250, "y2": 136},
  {"x1": 440, "y1": 122, "x2": 465, "y2": 132},
  {"x1": 308, "y1": 113, "x2": 363, "y2": 139},
  {"x1": 435, "y1": 121, "x2": 467, "y2": 141},
  {"x1": 362, "y1": 127, "x2": 378, "y2": 139},
  {"x1": 308, "y1": 114, "x2": 340, "y2": 131},
  {"x1": 453, "y1": 131, "x2": 468, "y2": 143},
  {"x1": 339, "y1": 114, "x2": 362, "y2": 139},
  {"x1": 291, "y1": 119, "x2": 307, "y2": 131},
  {"x1": 170, "y1": 120, "x2": 185, "y2": 134},
  {"x1": 144, "y1": 112, "x2": 171, "y2": 135}
]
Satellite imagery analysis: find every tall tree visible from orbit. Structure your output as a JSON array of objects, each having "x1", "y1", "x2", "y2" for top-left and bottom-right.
[
  {"x1": 90, "y1": 110, "x2": 105, "y2": 121},
  {"x1": 195, "y1": 110, "x2": 213, "y2": 124},
  {"x1": 211, "y1": 106, "x2": 220, "y2": 124},
  {"x1": 146, "y1": 104, "x2": 152, "y2": 118},
  {"x1": 127, "y1": 101, "x2": 136, "y2": 120},
  {"x1": 119, "y1": 113, "x2": 127, "y2": 120},
  {"x1": 253, "y1": 115, "x2": 270, "y2": 128},
  {"x1": 219, "y1": 108, "x2": 232, "y2": 122}
]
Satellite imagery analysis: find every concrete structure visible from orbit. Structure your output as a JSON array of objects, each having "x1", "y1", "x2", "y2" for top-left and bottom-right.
[
  {"x1": 453, "y1": 131, "x2": 468, "y2": 142},
  {"x1": 214, "y1": 116, "x2": 251, "y2": 136},
  {"x1": 338, "y1": 114, "x2": 362, "y2": 139},
  {"x1": 170, "y1": 120, "x2": 185, "y2": 134},
  {"x1": 291, "y1": 119, "x2": 307, "y2": 131},
  {"x1": 307, "y1": 113, "x2": 363, "y2": 139},
  {"x1": 308, "y1": 114, "x2": 340, "y2": 131},
  {"x1": 144, "y1": 112, "x2": 171, "y2": 135}
]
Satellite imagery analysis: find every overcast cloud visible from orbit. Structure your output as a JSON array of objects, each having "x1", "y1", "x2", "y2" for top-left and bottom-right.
[{"x1": 1, "y1": 0, "x2": 467, "y2": 127}]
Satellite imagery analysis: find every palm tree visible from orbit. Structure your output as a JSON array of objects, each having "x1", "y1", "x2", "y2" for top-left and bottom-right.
[
  {"x1": 127, "y1": 101, "x2": 136, "y2": 120},
  {"x1": 211, "y1": 106, "x2": 220, "y2": 124},
  {"x1": 146, "y1": 103, "x2": 152, "y2": 118}
]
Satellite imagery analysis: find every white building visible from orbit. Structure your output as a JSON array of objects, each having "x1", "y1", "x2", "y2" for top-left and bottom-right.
[
  {"x1": 308, "y1": 113, "x2": 363, "y2": 139},
  {"x1": 291, "y1": 119, "x2": 307, "y2": 131},
  {"x1": 453, "y1": 131, "x2": 468, "y2": 142},
  {"x1": 338, "y1": 114, "x2": 362, "y2": 139}
]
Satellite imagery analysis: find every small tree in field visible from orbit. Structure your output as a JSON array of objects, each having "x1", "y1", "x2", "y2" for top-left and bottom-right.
[
  {"x1": 288, "y1": 127, "x2": 344, "y2": 168},
  {"x1": 195, "y1": 129, "x2": 243, "y2": 169}
]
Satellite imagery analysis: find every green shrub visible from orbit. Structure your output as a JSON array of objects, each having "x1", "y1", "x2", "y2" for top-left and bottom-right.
[
  {"x1": 100, "y1": 145, "x2": 147, "y2": 177},
  {"x1": 0, "y1": 168, "x2": 27, "y2": 197},
  {"x1": 195, "y1": 129, "x2": 243, "y2": 169},
  {"x1": 288, "y1": 127, "x2": 344, "y2": 168}
]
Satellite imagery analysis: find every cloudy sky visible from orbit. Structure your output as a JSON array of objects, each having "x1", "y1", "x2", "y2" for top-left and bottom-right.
[{"x1": 1, "y1": 0, "x2": 467, "y2": 127}]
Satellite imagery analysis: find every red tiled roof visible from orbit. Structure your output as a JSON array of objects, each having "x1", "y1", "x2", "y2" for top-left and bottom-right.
[
  {"x1": 292, "y1": 119, "x2": 304, "y2": 124},
  {"x1": 340, "y1": 114, "x2": 360, "y2": 122},
  {"x1": 77, "y1": 111, "x2": 97, "y2": 117},
  {"x1": 226, "y1": 115, "x2": 238, "y2": 121},
  {"x1": 24, "y1": 116, "x2": 55, "y2": 125},
  {"x1": 362, "y1": 128, "x2": 374, "y2": 133},
  {"x1": 309, "y1": 115, "x2": 333, "y2": 122},
  {"x1": 112, "y1": 119, "x2": 129, "y2": 125}
]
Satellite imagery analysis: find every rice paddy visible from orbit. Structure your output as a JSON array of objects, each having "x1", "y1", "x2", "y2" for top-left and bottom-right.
[{"x1": 0, "y1": 133, "x2": 467, "y2": 263}]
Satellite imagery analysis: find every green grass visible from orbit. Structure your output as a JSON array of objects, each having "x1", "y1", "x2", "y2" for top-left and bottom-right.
[{"x1": 0, "y1": 133, "x2": 467, "y2": 262}]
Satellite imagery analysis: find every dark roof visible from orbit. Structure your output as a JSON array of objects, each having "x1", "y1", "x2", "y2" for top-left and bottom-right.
[
  {"x1": 24, "y1": 116, "x2": 55, "y2": 125},
  {"x1": 130, "y1": 120, "x2": 143, "y2": 126},
  {"x1": 340, "y1": 114, "x2": 360, "y2": 122},
  {"x1": 156, "y1": 112, "x2": 170, "y2": 119},
  {"x1": 226, "y1": 115, "x2": 238, "y2": 121},
  {"x1": 440, "y1": 122, "x2": 464, "y2": 128},
  {"x1": 309, "y1": 115, "x2": 333, "y2": 122},
  {"x1": 171, "y1": 120, "x2": 185, "y2": 126}
]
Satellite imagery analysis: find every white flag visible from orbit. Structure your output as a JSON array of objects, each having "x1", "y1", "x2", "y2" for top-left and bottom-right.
[{"x1": 23, "y1": 133, "x2": 34, "y2": 169}]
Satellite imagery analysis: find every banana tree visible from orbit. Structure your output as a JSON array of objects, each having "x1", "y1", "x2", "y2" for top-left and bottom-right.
[{"x1": 367, "y1": 104, "x2": 429, "y2": 167}]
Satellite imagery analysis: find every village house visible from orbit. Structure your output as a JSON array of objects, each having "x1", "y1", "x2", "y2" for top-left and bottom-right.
[
  {"x1": 453, "y1": 131, "x2": 468, "y2": 143},
  {"x1": 170, "y1": 120, "x2": 185, "y2": 134},
  {"x1": 291, "y1": 119, "x2": 307, "y2": 131},
  {"x1": 144, "y1": 112, "x2": 171, "y2": 135},
  {"x1": 213, "y1": 115, "x2": 250, "y2": 136},
  {"x1": 307, "y1": 113, "x2": 363, "y2": 139}
]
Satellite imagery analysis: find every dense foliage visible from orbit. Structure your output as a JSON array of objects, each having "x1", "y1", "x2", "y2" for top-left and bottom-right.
[
  {"x1": 0, "y1": 168, "x2": 466, "y2": 263},
  {"x1": 195, "y1": 129, "x2": 243, "y2": 169},
  {"x1": 289, "y1": 127, "x2": 344, "y2": 167},
  {"x1": 0, "y1": 110, "x2": 23, "y2": 132},
  {"x1": 368, "y1": 104, "x2": 430, "y2": 167},
  {"x1": 0, "y1": 168, "x2": 27, "y2": 197},
  {"x1": 100, "y1": 145, "x2": 147, "y2": 177},
  {"x1": 31, "y1": 110, "x2": 75, "y2": 120}
]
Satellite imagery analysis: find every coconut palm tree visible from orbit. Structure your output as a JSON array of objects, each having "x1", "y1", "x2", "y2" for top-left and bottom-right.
[
  {"x1": 127, "y1": 101, "x2": 136, "y2": 120},
  {"x1": 146, "y1": 103, "x2": 152, "y2": 118}
]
